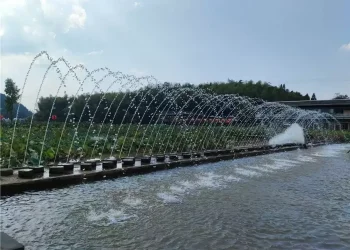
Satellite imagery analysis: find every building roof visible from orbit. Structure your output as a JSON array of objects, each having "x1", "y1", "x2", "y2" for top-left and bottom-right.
[{"x1": 278, "y1": 99, "x2": 350, "y2": 107}]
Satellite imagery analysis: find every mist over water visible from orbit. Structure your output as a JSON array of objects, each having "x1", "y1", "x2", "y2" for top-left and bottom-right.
[
  {"x1": 1, "y1": 144, "x2": 349, "y2": 250},
  {"x1": 269, "y1": 123, "x2": 305, "y2": 145}
]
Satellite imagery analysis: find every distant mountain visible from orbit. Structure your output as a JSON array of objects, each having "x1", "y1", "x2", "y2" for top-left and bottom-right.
[{"x1": 0, "y1": 93, "x2": 32, "y2": 119}]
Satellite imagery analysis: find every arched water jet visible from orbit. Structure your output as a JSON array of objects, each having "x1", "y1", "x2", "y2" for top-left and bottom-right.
[
  {"x1": 249, "y1": 103, "x2": 299, "y2": 146},
  {"x1": 54, "y1": 67, "x2": 111, "y2": 162},
  {"x1": 176, "y1": 94, "x2": 233, "y2": 153},
  {"x1": 39, "y1": 64, "x2": 89, "y2": 165},
  {"x1": 99, "y1": 76, "x2": 140, "y2": 158},
  {"x1": 160, "y1": 90, "x2": 209, "y2": 154},
  {"x1": 175, "y1": 94, "x2": 224, "y2": 152},
  {"x1": 139, "y1": 87, "x2": 197, "y2": 155},
  {"x1": 77, "y1": 71, "x2": 123, "y2": 159},
  {"x1": 170, "y1": 93, "x2": 222, "y2": 153},
  {"x1": 71, "y1": 73, "x2": 140, "y2": 160},
  {"x1": 126, "y1": 83, "x2": 174, "y2": 156},
  {"x1": 9, "y1": 51, "x2": 55, "y2": 167},
  {"x1": 23, "y1": 57, "x2": 79, "y2": 165},
  {"x1": 214, "y1": 96, "x2": 256, "y2": 149},
  {"x1": 109, "y1": 76, "x2": 150, "y2": 157},
  {"x1": 220, "y1": 98, "x2": 263, "y2": 148},
  {"x1": 135, "y1": 87, "x2": 190, "y2": 156},
  {"x1": 234, "y1": 102, "x2": 285, "y2": 147},
  {"x1": 90, "y1": 78, "x2": 130, "y2": 158},
  {"x1": 117, "y1": 76, "x2": 162, "y2": 157},
  {"x1": 199, "y1": 95, "x2": 240, "y2": 151},
  {"x1": 3, "y1": 51, "x2": 348, "y2": 169}
]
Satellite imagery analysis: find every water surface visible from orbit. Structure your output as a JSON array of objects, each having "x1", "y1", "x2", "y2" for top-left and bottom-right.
[{"x1": 1, "y1": 144, "x2": 350, "y2": 249}]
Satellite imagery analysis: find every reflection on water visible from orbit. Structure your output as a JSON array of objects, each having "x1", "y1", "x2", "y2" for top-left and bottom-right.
[{"x1": 1, "y1": 144, "x2": 349, "y2": 250}]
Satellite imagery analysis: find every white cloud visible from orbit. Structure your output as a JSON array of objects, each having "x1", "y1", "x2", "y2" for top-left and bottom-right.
[
  {"x1": 67, "y1": 4, "x2": 87, "y2": 30},
  {"x1": 40, "y1": 0, "x2": 56, "y2": 17},
  {"x1": 23, "y1": 25, "x2": 31, "y2": 34},
  {"x1": 87, "y1": 50, "x2": 104, "y2": 55},
  {"x1": 49, "y1": 31, "x2": 57, "y2": 39},
  {"x1": 2, "y1": 0, "x2": 88, "y2": 38},
  {"x1": 0, "y1": 0, "x2": 26, "y2": 17},
  {"x1": 339, "y1": 43, "x2": 350, "y2": 51},
  {"x1": 134, "y1": 2, "x2": 142, "y2": 7},
  {"x1": 0, "y1": 26, "x2": 4, "y2": 37},
  {"x1": 22, "y1": 25, "x2": 43, "y2": 37}
]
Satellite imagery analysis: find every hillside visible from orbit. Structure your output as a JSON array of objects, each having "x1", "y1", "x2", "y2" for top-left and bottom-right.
[{"x1": 0, "y1": 93, "x2": 32, "y2": 119}]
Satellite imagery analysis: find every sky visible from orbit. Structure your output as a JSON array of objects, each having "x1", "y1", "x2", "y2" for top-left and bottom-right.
[{"x1": 0, "y1": 0, "x2": 349, "y2": 110}]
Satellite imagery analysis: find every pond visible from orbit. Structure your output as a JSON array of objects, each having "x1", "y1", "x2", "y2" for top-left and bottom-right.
[{"x1": 1, "y1": 144, "x2": 349, "y2": 249}]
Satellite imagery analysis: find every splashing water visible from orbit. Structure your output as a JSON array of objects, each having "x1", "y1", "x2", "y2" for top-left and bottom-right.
[
  {"x1": 2, "y1": 51, "x2": 346, "y2": 168},
  {"x1": 269, "y1": 123, "x2": 305, "y2": 145}
]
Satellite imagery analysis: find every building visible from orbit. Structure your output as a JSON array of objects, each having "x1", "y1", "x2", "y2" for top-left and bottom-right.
[{"x1": 279, "y1": 99, "x2": 350, "y2": 131}]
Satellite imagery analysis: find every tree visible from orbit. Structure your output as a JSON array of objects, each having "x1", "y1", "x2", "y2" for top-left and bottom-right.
[
  {"x1": 4, "y1": 78, "x2": 21, "y2": 121},
  {"x1": 34, "y1": 80, "x2": 312, "y2": 122},
  {"x1": 333, "y1": 93, "x2": 349, "y2": 100},
  {"x1": 311, "y1": 93, "x2": 317, "y2": 100}
]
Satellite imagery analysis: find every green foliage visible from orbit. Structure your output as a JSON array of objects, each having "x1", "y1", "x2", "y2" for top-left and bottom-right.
[
  {"x1": 307, "y1": 130, "x2": 350, "y2": 143},
  {"x1": 4, "y1": 78, "x2": 21, "y2": 121},
  {"x1": 1, "y1": 121, "x2": 348, "y2": 168},
  {"x1": 0, "y1": 121, "x2": 271, "y2": 167},
  {"x1": 34, "y1": 81, "x2": 310, "y2": 124},
  {"x1": 198, "y1": 80, "x2": 310, "y2": 101},
  {"x1": 333, "y1": 93, "x2": 349, "y2": 100},
  {"x1": 0, "y1": 93, "x2": 32, "y2": 119}
]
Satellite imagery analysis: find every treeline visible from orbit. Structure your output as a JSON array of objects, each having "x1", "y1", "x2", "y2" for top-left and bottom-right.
[
  {"x1": 34, "y1": 80, "x2": 309, "y2": 123},
  {"x1": 198, "y1": 79, "x2": 310, "y2": 101}
]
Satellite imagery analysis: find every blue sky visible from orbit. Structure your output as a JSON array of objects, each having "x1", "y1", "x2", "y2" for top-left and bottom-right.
[{"x1": 0, "y1": 0, "x2": 349, "y2": 109}]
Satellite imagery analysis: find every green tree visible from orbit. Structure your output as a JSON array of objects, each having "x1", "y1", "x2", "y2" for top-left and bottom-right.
[
  {"x1": 4, "y1": 78, "x2": 21, "y2": 121},
  {"x1": 333, "y1": 93, "x2": 349, "y2": 100},
  {"x1": 34, "y1": 80, "x2": 311, "y2": 122},
  {"x1": 311, "y1": 93, "x2": 317, "y2": 100}
]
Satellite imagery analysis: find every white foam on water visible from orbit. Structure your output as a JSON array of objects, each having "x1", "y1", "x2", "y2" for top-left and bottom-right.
[
  {"x1": 263, "y1": 163, "x2": 287, "y2": 171},
  {"x1": 247, "y1": 165, "x2": 275, "y2": 173},
  {"x1": 312, "y1": 153, "x2": 330, "y2": 158},
  {"x1": 157, "y1": 192, "x2": 182, "y2": 204},
  {"x1": 223, "y1": 175, "x2": 242, "y2": 182},
  {"x1": 122, "y1": 196, "x2": 143, "y2": 207},
  {"x1": 297, "y1": 155, "x2": 317, "y2": 163},
  {"x1": 87, "y1": 209, "x2": 135, "y2": 225},
  {"x1": 169, "y1": 185, "x2": 187, "y2": 194},
  {"x1": 312, "y1": 149, "x2": 340, "y2": 158},
  {"x1": 270, "y1": 159, "x2": 298, "y2": 169},
  {"x1": 160, "y1": 172, "x2": 243, "y2": 204},
  {"x1": 234, "y1": 168, "x2": 262, "y2": 177},
  {"x1": 310, "y1": 145, "x2": 348, "y2": 158},
  {"x1": 271, "y1": 158, "x2": 299, "y2": 165},
  {"x1": 195, "y1": 172, "x2": 223, "y2": 188},
  {"x1": 269, "y1": 123, "x2": 305, "y2": 145},
  {"x1": 178, "y1": 180, "x2": 197, "y2": 190}
]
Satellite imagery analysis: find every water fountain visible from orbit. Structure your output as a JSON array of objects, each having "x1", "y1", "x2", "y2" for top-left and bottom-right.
[{"x1": 0, "y1": 51, "x2": 347, "y2": 195}]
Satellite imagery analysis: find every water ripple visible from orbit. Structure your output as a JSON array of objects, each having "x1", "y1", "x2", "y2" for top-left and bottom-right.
[{"x1": 1, "y1": 144, "x2": 349, "y2": 249}]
